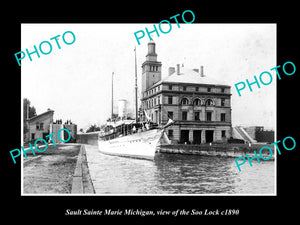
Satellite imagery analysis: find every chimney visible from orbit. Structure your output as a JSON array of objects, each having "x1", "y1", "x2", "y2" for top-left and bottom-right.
[
  {"x1": 193, "y1": 68, "x2": 199, "y2": 73},
  {"x1": 200, "y1": 66, "x2": 204, "y2": 77},
  {"x1": 168, "y1": 67, "x2": 175, "y2": 76},
  {"x1": 177, "y1": 64, "x2": 180, "y2": 75}
]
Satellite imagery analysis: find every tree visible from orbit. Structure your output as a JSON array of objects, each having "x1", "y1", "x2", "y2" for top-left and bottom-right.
[
  {"x1": 86, "y1": 124, "x2": 100, "y2": 133},
  {"x1": 23, "y1": 98, "x2": 37, "y2": 120},
  {"x1": 23, "y1": 98, "x2": 37, "y2": 135}
]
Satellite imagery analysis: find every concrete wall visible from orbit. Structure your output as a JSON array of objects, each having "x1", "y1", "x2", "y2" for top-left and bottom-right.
[
  {"x1": 242, "y1": 126, "x2": 274, "y2": 143},
  {"x1": 64, "y1": 124, "x2": 77, "y2": 142},
  {"x1": 159, "y1": 143, "x2": 275, "y2": 160},
  {"x1": 76, "y1": 132, "x2": 99, "y2": 146},
  {"x1": 50, "y1": 124, "x2": 64, "y2": 144},
  {"x1": 256, "y1": 130, "x2": 275, "y2": 143}
]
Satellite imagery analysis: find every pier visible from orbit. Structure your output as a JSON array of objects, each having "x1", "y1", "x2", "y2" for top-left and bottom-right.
[
  {"x1": 23, "y1": 143, "x2": 95, "y2": 194},
  {"x1": 158, "y1": 143, "x2": 275, "y2": 160}
]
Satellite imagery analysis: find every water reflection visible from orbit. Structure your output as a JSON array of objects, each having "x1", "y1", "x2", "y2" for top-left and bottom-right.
[
  {"x1": 154, "y1": 154, "x2": 238, "y2": 194},
  {"x1": 85, "y1": 145, "x2": 275, "y2": 195}
]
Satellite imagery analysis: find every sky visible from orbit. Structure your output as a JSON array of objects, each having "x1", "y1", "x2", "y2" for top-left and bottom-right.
[{"x1": 21, "y1": 23, "x2": 276, "y2": 131}]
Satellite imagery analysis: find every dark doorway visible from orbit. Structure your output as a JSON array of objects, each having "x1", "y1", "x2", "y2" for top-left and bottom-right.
[
  {"x1": 193, "y1": 130, "x2": 202, "y2": 144},
  {"x1": 43, "y1": 132, "x2": 48, "y2": 140},
  {"x1": 180, "y1": 130, "x2": 189, "y2": 143},
  {"x1": 205, "y1": 130, "x2": 214, "y2": 143}
]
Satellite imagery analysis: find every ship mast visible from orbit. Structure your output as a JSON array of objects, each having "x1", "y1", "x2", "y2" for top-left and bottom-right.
[
  {"x1": 111, "y1": 72, "x2": 114, "y2": 119},
  {"x1": 134, "y1": 47, "x2": 138, "y2": 123}
]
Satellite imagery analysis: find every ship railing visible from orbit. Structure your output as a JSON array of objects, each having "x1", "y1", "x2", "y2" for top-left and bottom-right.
[{"x1": 99, "y1": 121, "x2": 164, "y2": 140}]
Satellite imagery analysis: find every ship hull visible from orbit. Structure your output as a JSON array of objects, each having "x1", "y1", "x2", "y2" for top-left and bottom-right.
[{"x1": 98, "y1": 129, "x2": 165, "y2": 160}]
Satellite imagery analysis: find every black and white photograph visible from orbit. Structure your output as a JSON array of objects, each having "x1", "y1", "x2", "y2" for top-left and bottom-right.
[
  {"x1": 21, "y1": 23, "x2": 276, "y2": 195},
  {"x1": 4, "y1": 4, "x2": 298, "y2": 223}
]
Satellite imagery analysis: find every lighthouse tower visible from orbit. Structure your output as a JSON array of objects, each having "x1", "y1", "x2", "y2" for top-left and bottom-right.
[{"x1": 141, "y1": 41, "x2": 162, "y2": 93}]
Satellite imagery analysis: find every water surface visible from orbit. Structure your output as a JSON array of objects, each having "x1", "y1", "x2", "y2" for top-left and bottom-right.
[{"x1": 85, "y1": 145, "x2": 275, "y2": 195}]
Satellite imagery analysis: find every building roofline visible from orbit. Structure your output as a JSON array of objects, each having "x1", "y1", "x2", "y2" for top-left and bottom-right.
[
  {"x1": 143, "y1": 80, "x2": 231, "y2": 92},
  {"x1": 160, "y1": 81, "x2": 231, "y2": 88},
  {"x1": 27, "y1": 110, "x2": 54, "y2": 122}
]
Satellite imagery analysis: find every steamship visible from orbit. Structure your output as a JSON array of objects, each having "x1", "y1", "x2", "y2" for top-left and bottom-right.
[
  {"x1": 98, "y1": 119, "x2": 173, "y2": 160},
  {"x1": 98, "y1": 48, "x2": 173, "y2": 160}
]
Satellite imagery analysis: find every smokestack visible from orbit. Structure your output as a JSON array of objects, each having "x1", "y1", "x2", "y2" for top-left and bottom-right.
[
  {"x1": 177, "y1": 64, "x2": 180, "y2": 75},
  {"x1": 118, "y1": 99, "x2": 127, "y2": 119},
  {"x1": 200, "y1": 66, "x2": 204, "y2": 77},
  {"x1": 168, "y1": 67, "x2": 175, "y2": 76}
]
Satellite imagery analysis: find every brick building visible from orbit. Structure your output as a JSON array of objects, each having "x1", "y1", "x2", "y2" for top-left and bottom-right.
[{"x1": 140, "y1": 41, "x2": 232, "y2": 143}]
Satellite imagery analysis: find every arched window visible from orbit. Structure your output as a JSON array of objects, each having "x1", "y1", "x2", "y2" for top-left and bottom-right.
[
  {"x1": 181, "y1": 98, "x2": 189, "y2": 105},
  {"x1": 206, "y1": 99, "x2": 214, "y2": 106},
  {"x1": 193, "y1": 98, "x2": 201, "y2": 106}
]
